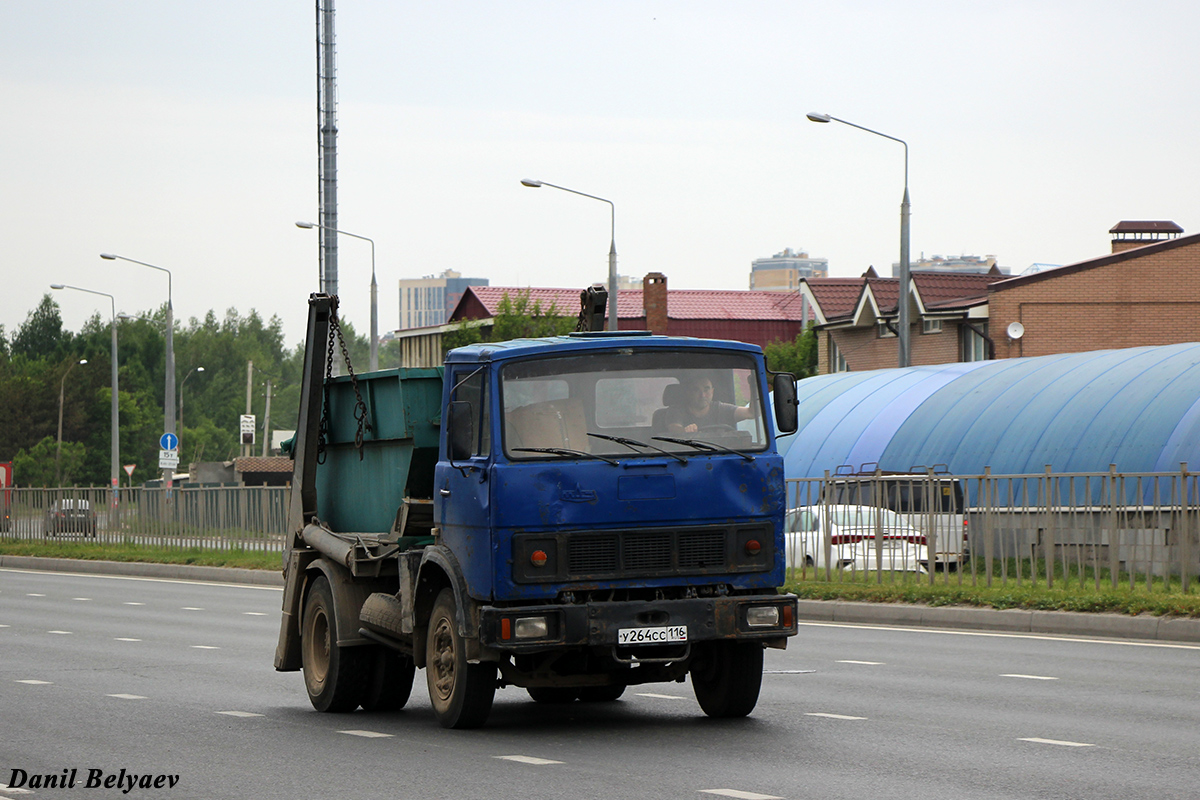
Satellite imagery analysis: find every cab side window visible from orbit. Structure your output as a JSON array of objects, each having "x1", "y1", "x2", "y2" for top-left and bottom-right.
[{"x1": 453, "y1": 370, "x2": 490, "y2": 456}]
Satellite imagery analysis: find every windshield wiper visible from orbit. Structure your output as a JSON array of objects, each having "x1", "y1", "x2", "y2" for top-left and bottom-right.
[
  {"x1": 650, "y1": 436, "x2": 754, "y2": 462},
  {"x1": 587, "y1": 432, "x2": 688, "y2": 464},
  {"x1": 511, "y1": 447, "x2": 620, "y2": 466}
]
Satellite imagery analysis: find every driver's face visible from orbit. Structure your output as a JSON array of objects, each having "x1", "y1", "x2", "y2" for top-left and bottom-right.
[{"x1": 689, "y1": 379, "x2": 713, "y2": 408}]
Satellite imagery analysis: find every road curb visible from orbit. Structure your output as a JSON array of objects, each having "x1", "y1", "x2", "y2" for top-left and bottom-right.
[
  {"x1": 795, "y1": 599, "x2": 1200, "y2": 644},
  {"x1": 0, "y1": 555, "x2": 284, "y2": 586}
]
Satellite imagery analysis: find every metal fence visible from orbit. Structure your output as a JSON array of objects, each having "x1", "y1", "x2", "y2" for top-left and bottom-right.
[
  {"x1": 0, "y1": 485, "x2": 288, "y2": 552},
  {"x1": 787, "y1": 467, "x2": 1198, "y2": 594}
]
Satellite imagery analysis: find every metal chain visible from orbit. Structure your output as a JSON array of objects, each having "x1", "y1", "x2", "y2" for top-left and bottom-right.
[{"x1": 329, "y1": 298, "x2": 373, "y2": 459}]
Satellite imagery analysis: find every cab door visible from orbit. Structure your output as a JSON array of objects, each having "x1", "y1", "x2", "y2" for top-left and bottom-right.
[{"x1": 435, "y1": 367, "x2": 493, "y2": 599}]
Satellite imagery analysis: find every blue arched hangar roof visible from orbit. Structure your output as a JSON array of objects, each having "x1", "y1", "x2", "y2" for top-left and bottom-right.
[{"x1": 782, "y1": 342, "x2": 1200, "y2": 480}]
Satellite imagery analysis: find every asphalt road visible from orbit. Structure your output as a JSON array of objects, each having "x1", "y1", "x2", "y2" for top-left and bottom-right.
[{"x1": 2, "y1": 567, "x2": 1198, "y2": 800}]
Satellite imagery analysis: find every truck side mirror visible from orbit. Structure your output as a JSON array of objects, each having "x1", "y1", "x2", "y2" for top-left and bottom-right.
[
  {"x1": 773, "y1": 373, "x2": 798, "y2": 434},
  {"x1": 447, "y1": 401, "x2": 474, "y2": 462}
]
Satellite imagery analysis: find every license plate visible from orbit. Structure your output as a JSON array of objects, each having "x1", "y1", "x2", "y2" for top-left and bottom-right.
[{"x1": 617, "y1": 625, "x2": 688, "y2": 645}]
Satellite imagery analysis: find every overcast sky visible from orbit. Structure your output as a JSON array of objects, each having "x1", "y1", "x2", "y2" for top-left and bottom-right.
[{"x1": 3, "y1": 1, "x2": 1197, "y2": 347}]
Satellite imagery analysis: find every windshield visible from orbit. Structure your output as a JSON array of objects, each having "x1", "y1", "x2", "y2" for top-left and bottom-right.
[{"x1": 501, "y1": 349, "x2": 768, "y2": 459}]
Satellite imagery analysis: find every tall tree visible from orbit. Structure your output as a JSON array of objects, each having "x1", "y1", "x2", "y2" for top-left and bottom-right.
[{"x1": 12, "y1": 294, "x2": 71, "y2": 360}]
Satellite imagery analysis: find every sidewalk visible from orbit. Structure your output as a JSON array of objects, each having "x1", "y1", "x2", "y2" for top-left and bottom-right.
[{"x1": 4, "y1": 555, "x2": 1198, "y2": 643}]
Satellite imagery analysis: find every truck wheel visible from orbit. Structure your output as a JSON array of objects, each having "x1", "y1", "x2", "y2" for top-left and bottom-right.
[
  {"x1": 301, "y1": 575, "x2": 367, "y2": 712},
  {"x1": 426, "y1": 588, "x2": 496, "y2": 728},
  {"x1": 527, "y1": 687, "x2": 579, "y2": 703},
  {"x1": 578, "y1": 685, "x2": 626, "y2": 702},
  {"x1": 360, "y1": 648, "x2": 415, "y2": 712},
  {"x1": 690, "y1": 641, "x2": 764, "y2": 718}
]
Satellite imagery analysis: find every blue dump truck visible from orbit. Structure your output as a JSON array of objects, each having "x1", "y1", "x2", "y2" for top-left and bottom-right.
[{"x1": 275, "y1": 292, "x2": 800, "y2": 728}]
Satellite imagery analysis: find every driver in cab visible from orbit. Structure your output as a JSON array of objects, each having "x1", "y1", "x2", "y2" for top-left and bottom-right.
[{"x1": 665, "y1": 376, "x2": 754, "y2": 434}]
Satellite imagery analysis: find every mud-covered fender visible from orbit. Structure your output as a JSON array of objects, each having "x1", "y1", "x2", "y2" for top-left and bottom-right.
[
  {"x1": 414, "y1": 545, "x2": 495, "y2": 665},
  {"x1": 305, "y1": 557, "x2": 395, "y2": 648}
]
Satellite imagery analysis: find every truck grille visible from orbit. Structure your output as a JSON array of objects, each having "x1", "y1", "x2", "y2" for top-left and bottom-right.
[{"x1": 514, "y1": 523, "x2": 773, "y2": 584}]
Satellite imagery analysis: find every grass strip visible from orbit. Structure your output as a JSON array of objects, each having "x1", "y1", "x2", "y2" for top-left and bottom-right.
[{"x1": 0, "y1": 540, "x2": 280, "y2": 570}]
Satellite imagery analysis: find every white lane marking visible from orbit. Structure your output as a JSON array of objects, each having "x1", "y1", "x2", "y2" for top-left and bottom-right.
[
  {"x1": 338, "y1": 730, "x2": 393, "y2": 738},
  {"x1": 124, "y1": 602, "x2": 145, "y2": 606},
  {"x1": 26, "y1": 593, "x2": 45, "y2": 597},
  {"x1": 181, "y1": 607, "x2": 204, "y2": 611},
  {"x1": 799, "y1": 621, "x2": 1200, "y2": 651},
  {"x1": 107, "y1": 694, "x2": 147, "y2": 700},
  {"x1": 837, "y1": 660, "x2": 884, "y2": 665},
  {"x1": 806, "y1": 712, "x2": 867, "y2": 721},
  {"x1": 16, "y1": 680, "x2": 53, "y2": 685},
  {"x1": 763, "y1": 669, "x2": 815, "y2": 674},
  {"x1": 0, "y1": 567, "x2": 282, "y2": 592},
  {"x1": 72, "y1": 597, "x2": 92, "y2": 601},
  {"x1": 191, "y1": 645, "x2": 220, "y2": 650},
  {"x1": 1002, "y1": 674, "x2": 1058, "y2": 681},
  {"x1": 494, "y1": 755, "x2": 563, "y2": 765},
  {"x1": 217, "y1": 711, "x2": 264, "y2": 718},
  {"x1": 700, "y1": 790, "x2": 784, "y2": 800},
  {"x1": 47, "y1": 630, "x2": 72, "y2": 635},
  {"x1": 0, "y1": 624, "x2": 9, "y2": 628},
  {"x1": 114, "y1": 638, "x2": 142, "y2": 642},
  {"x1": 243, "y1": 611, "x2": 267, "y2": 616},
  {"x1": 1019, "y1": 737, "x2": 1094, "y2": 748},
  {"x1": 1, "y1": 782, "x2": 35, "y2": 794},
  {"x1": 636, "y1": 692, "x2": 686, "y2": 700}
]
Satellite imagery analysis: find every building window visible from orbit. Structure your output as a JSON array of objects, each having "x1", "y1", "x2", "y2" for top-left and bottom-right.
[
  {"x1": 831, "y1": 339, "x2": 849, "y2": 373},
  {"x1": 922, "y1": 319, "x2": 943, "y2": 334},
  {"x1": 877, "y1": 321, "x2": 896, "y2": 339},
  {"x1": 961, "y1": 323, "x2": 989, "y2": 362}
]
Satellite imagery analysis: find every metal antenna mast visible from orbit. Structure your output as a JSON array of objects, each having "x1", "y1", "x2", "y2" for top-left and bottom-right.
[{"x1": 317, "y1": 0, "x2": 338, "y2": 298}]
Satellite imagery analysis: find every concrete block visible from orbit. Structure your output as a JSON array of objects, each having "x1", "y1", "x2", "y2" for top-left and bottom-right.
[
  {"x1": 921, "y1": 605, "x2": 1032, "y2": 632},
  {"x1": 1155, "y1": 615, "x2": 1200, "y2": 643},
  {"x1": 793, "y1": 599, "x2": 835, "y2": 621},
  {"x1": 1030, "y1": 610, "x2": 1160, "y2": 640}
]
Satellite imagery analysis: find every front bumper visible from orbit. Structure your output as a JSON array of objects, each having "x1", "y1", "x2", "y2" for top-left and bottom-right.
[{"x1": 479, "y1": 593, "x2": 798, "y2": 652}]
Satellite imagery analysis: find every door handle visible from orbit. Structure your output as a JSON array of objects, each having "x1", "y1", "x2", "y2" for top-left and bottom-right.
[{"x1": 440, "y1": 489, "x2": 451, "y2": 497}]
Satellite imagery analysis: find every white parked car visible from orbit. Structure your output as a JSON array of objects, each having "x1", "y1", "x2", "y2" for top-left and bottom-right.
[{"x1": 785, "y1": 505, "x2": 930, "y2": 573}]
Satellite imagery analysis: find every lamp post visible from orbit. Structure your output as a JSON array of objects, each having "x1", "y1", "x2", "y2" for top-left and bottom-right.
[
  {"x1": 56, "y1": 358, "x2": 87, "y2": 485},
  {"x1": 806, "y1": 113, "x2": 911, "y2": 368},
  {"x1": 179, "y1": 366, "x2": 205, "y2": 437},
  {"x1": 100, "y1": 253, "x2": 177, "y2": 479},
  {"x1": 296, "y1": 221, "x2": 378, "y2": 371},
  {"x1": 51, "y1": 284, "x2": 119, "y2": 495},
  {"x1": 521, "y1": 179, "x2": 618, "y2": 331}
]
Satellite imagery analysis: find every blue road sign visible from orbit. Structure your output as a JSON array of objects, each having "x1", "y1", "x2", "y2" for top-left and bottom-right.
[{"x1": 160, "y1": 432, "x2": 179, "y2": 451}]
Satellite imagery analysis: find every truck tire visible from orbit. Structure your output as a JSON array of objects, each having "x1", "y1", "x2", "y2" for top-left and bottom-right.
[
  {"x1": 301, "y1": 575, "x2": 368, "y2": 712},
  {"x1": 690, "y1": 641, "x2": 764, "y2": 718},
  {"x1": 425, "y1": 588, "x2": 496, "y2": 728},
  {"x1": 526, "y1": 687, "x2": 579, "y2": 704},
  {"x1": 360, "y1": 648, "x2": 415, "y2": 712}
]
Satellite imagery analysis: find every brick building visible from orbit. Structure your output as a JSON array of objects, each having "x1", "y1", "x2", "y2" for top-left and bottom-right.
[
  {"x1": 990, "y1": 221, "x2": 1198, "y2": 359},
  {"x1": 809, "y1": 220, "x2": 1199, "y2": 373},
  {"x1": 811, "y1": 270, "x2": 1005, "y2": 373},
  {"x1": 448, "y1": 274, "x2": 813, "y2": 351}
]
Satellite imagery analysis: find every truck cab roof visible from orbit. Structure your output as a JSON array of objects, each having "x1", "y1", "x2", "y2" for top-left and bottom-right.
[{"x1": 444, "y1": 332, "x2": 765, "y2": 365}]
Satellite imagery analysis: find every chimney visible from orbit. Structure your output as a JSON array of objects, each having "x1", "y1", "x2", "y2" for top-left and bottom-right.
[
  {"x1": 1109, "y1": 220, "x2": 1183, "y2": 253},
  {"x1": 643, "y1": 272, "x2": 668, "y2": 334}
]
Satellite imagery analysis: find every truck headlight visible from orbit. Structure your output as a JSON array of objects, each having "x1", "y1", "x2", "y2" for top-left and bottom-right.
[
  {"x1": 514, "y1": 616, "x2": 549, "y2": 639},
  {"x1": 745, "y1": 605, "x2": 780, "y2": 627}
]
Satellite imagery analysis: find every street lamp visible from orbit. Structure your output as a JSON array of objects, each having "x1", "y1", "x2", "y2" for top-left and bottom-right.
[
  {"x1": 179, "y1": 366, "x2": 205, "y2": 436},
  {"x1": 807, "y1": 113, "x2": 912, "y2": 367},
  {"x1": 56, "y1": 358, "x2": 87, "y2": 485},
  {"x1": 521, "y1": 179, "x2": 618, "y2": 332},
  {"x1": 51, "y1": 284, "x2": 119, "y2": 495},
  {"x1": 296, "y1": 221, "x2": 379, "y2": 371},
  {"x1": 101, "y1": 253, "x2": 177, "y2": 480}
]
